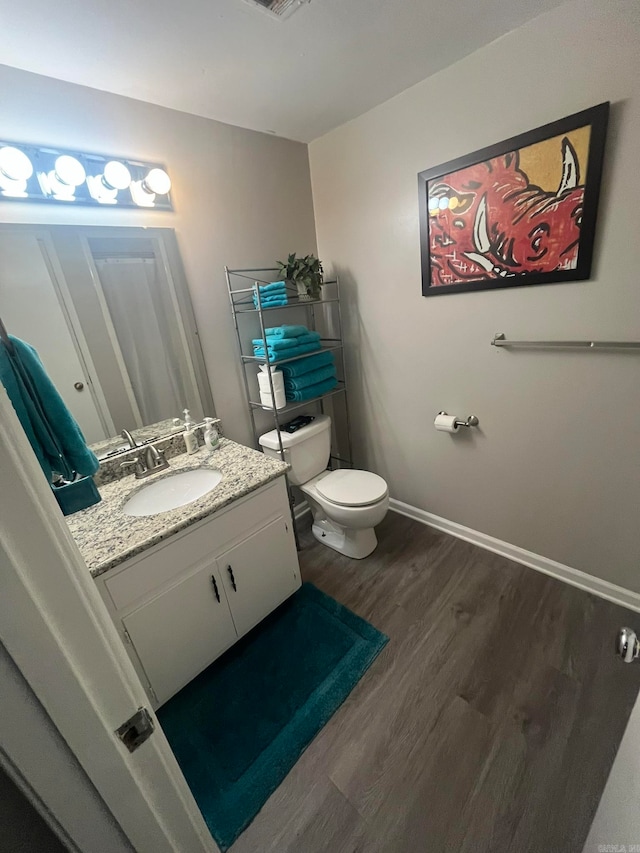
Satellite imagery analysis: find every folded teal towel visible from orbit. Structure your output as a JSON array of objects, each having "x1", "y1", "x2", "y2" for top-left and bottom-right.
[
  {"x1": 280, "y1": 350, "x2": 335, "y2": 378},
  {"x1": 252, "y1": 282, "x2": 286, "y2": 305},
  {"x1": 254, "y1": 341, "x2": 322, "y2": 363},
  {"x1": 252, "y1": 336, "x2": 302, "y2": 352},
  {"x1": 284, "y1": 364, "x2": 336, "y2": 391},
  {"x1": 264, "y1": 325, "x2": 309, "y2": 339},
  {"x1": 256, "y1": 281, "x2": 287, "y2": 295},
  {"x1": 285, "y1": 375, "x2": 338, "y2": 402},
  {"x1": 0, "y1": 336, "x2": 99, "y2": 482},
  {"x1": 252, "y1": 332, "x2": 320, "y2": 352},
  {"x1": 253, "y1": 295, "x2": 288, "y2": 308}
]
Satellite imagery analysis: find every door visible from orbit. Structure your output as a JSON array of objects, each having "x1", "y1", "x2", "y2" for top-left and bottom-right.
[
  {"x1": 0, "y1": 385, "x2": 218, "y2": 853},
  {"x1": 583, "y1": 627, "x2": 640, "y2": 851},
  {"x1": 124, "y1": 563, "x2": 237, "y2": 706},
  {"x1": 0, "y1": 230, "x2": 107, "y2": 443},
  {"x1": 217, "y1": 516, "x2": 301, "y2": 638}
]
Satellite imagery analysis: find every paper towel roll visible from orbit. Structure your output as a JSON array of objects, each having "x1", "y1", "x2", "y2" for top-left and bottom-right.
[{"x1": 434, "y1": 413, "x2": 458, "y2": 433}]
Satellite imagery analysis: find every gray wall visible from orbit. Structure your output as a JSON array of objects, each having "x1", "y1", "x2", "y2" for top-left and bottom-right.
[
  {"x1": 0, "y1": 64, "x2": 318, "y2": 447},
  {"x1": 309, "y1": 0, "x2": 640, "y2": 591}
]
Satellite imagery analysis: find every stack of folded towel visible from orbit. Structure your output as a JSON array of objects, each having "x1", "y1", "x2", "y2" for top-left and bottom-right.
[
  {"x1": 252, "y1": 324, "x2": 322, "y2": 363},
  {"x1": 252, "y1": 281, "x2": 288, "y2": 308},
  {"x1": 280, "y1": 349, "x2": 338, "y2": 402}
]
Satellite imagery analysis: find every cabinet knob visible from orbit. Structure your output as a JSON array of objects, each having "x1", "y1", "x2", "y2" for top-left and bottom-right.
[
  {"x1": 227, "y1": 565, "x2": 237, "y2": 592},
  {"x1": 210, "y1": 575, "x2": 220, "y2": 603},
  {"x1": 74, "y1": 381, "x2": 84, "y2": 391}
]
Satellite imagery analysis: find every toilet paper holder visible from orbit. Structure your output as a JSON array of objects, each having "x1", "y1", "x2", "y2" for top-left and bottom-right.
[{"x1": 438, "y1": 412, "x2": 479, "y2": 428}]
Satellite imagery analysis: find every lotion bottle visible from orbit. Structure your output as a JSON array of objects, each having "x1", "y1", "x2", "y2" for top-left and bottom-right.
[
  {"x1": 174, "y1": 409, "x2": 198, "y2": 454},
  {"x1": 204, "y1": 417, "x2": 219, "y2": 450},
  {"x1": 184, "y1": 425, "x2": 198, "y2": 455}
]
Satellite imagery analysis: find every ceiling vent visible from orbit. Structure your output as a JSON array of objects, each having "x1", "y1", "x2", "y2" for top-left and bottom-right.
[{"x1": 242, "y1": 0, "x2": 310, "y2": 19}]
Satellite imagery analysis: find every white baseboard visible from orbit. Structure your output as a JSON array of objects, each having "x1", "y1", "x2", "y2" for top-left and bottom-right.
[{"x1": 389, "y1": 498, "x2": 640, "y2": 614}]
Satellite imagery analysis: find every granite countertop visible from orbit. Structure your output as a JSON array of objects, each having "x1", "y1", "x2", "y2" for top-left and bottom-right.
[{"x1": 67, "y1": 438, "x2": 288, "y2": 578}]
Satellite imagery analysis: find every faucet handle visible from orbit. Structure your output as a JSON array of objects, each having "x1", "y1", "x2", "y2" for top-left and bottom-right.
[{"x1": 121, "y1": 458, "x2": 145, "y2": 476}]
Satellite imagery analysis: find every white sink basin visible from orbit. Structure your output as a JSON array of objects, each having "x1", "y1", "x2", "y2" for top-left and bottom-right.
[{"x1": 123, "y1": 469, "x2": 223, "y2": 517}]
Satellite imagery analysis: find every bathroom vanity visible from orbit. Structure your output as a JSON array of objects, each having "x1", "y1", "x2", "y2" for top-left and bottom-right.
[{"x1": 67, "y1": 438, "x2": 300, "y2": 708}]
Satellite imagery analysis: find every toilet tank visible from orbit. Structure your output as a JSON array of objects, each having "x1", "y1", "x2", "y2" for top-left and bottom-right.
[{"x1": 258, "y1": 415, "x2": 331, "y2": 486}]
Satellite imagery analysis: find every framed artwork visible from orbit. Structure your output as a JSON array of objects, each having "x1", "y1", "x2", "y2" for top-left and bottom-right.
[{"x1": 418, "y1": 102, "x2": 609, "y2": 297}]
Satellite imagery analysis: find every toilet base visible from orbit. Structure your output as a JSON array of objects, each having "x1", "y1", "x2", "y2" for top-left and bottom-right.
[{"x1": 311, "y1": 518, "x2": 378, "y2": 559}]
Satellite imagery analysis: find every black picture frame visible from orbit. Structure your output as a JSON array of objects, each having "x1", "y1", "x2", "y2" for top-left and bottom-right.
[{"x1": 418, "y1": 102, "x2": 609, "y2": 297}]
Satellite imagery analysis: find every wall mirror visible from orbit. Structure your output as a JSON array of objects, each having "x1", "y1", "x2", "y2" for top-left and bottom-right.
[{"x1": 0, "y1": 224, "x2": 214, "y2": 449}]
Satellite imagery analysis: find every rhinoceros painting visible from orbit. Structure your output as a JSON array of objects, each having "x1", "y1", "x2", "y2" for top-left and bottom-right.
[{"x1": 419, "y1": 103, "x2": 609, "y2": 296}]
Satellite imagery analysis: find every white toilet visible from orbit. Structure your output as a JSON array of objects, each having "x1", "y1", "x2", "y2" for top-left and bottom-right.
[{"x1": 259, "y1": 415, "x2": 389, "y2": 559}]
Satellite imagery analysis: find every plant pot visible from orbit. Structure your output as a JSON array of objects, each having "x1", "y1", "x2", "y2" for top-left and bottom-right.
[
  {"x1": 306, "y1": 282, "x2": 322, "y2": 301},
  {"x1": 295, "y1": 280, "x2": 313, "y2": 301},
  {"x1": 296, "y1": 278, "x2": 323, "y2": 302}
]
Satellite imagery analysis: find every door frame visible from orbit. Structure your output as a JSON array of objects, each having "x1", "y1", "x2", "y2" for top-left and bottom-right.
[{"x1": 0, "y1": 384, "x2": 219, "y2": 853}]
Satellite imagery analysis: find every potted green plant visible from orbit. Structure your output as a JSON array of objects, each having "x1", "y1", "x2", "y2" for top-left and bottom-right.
[{"x1": 276, "y1": 253, "x2": 324, "y2": 301}]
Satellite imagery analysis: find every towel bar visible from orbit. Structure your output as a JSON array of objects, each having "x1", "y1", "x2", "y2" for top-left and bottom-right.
[{"x1": 492, "y1": 332, "x2": 640, "y2": 350}]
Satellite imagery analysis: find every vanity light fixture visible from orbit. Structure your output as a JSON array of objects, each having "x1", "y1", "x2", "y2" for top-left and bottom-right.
[
  {"x1": 87, "y1": 160, "x2": 132, "y2": 204},
  {"x1": 38, "y1": 155, "x2": 87, "y2": 201},
  {"x1": 0, "y1": 146, "x2": 34, "y2": 197},
  {"x1": 130, "y1": 167, "x2": 172, "y2": 208},
  {"x1": 0, "y1": 140, "x2": 173, "y2": 210}
]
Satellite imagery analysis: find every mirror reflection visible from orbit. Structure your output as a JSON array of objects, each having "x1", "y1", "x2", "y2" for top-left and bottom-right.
[{"x1": 0, "y1": 225, "x2": 213, "y2": 447}]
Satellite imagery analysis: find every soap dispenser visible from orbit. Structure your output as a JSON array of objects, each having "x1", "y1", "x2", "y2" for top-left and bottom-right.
[{"x1": 204, "y1": 417, "x2": 219, "y2": 451}]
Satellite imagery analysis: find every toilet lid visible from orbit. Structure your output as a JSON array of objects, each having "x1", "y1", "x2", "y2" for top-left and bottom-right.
[{"x1": 316, "y1": 469, "x2": 388, "y2": 507}]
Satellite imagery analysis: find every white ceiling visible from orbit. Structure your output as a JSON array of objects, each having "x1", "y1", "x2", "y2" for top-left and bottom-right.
[{"x1": 0, "y1": 0, "x2": 566, "y2": 142}]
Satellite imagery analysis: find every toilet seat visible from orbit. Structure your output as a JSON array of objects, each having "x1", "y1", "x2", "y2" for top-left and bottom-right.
[{"x1": 315, "y1": 469, "x2": 388, "y2": 508}]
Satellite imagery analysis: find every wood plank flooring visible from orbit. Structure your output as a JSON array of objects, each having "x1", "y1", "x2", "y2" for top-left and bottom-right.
[{"x1": 230, "y1": 511, "x2": 640, "y2": 853}]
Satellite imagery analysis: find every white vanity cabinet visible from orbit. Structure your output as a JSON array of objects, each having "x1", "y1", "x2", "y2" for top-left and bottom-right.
[
  {"x1": 216, "y1": 515, "x2": 301, "y2": 638},
  {"x1": 94, "y1": 476, "x2": 300, "y2": 707},
  {"x1": 121, "y1": 561, "x2": 237, "y2": 707}
]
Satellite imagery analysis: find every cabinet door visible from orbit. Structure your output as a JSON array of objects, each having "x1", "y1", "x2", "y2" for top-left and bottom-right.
[
  {"x1": 217, "y1": 516, "x2": 301, "y2": 638},
  {"x1": 123, "y1": 562, "x2": 236, "y2": 706}
]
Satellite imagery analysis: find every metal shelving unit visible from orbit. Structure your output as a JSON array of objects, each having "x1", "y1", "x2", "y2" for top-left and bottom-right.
[{"x1": 225, "y1": 266, "x2": 353, "y2": 473}]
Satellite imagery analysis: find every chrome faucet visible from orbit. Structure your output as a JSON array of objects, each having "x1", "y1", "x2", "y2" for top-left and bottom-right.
[
  {"x1": 120, "y1": 429, "x2": 170, "y2": 479},
  {"x1": 121, "y1": 429, "x2": 137, "y2": 449}
]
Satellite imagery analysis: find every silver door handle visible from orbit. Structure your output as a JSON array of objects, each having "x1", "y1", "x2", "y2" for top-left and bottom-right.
[{"x1": 616, "y1": 627, "x2": 640, "y2": 663}]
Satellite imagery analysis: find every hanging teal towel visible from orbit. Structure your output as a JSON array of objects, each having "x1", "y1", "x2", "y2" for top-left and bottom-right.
[
  {"x1": 264, "y1": 325, "x2": 309, "y2": 339},
  {"x1": 0, "y1": 336, "x2": 99, "y2": 482},
  {"x1": 285, "y1": 375, "x2": 338, "y2": 402},
  {"x1": 283, "y1": 364, "x2": 336, "y2": 392},
  {"x1": 280, "y1": 350, "x2": 335, "y2": 378}
]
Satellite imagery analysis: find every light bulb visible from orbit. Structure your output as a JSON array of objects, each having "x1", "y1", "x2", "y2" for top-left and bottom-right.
[
  {"x1": 142, "y1": 168, "x2": 171, "y2": 195},
  {"x1": 102, "y1": 160, "x2": 131, "y2": 190},
  {"x1": 54, "y1": 155, "x2": 86, "y2": 187},
  {"x1": 0, "y1": 146, "x2": 33, "y2": 182}
]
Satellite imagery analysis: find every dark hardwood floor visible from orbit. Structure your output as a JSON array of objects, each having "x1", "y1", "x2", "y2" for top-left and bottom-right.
[{"x1": 230, "y1": 511, "x2": 640, "y2": 853}]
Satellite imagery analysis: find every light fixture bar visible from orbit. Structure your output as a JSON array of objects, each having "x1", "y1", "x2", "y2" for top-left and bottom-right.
[{"x1": 0, "y1": 141, "x2": 172, "y2": 210}]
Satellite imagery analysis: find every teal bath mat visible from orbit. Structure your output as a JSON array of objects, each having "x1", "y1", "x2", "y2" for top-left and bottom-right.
[{"x1": 157, "y1": 582, "x2": 388, "y2": 850}]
